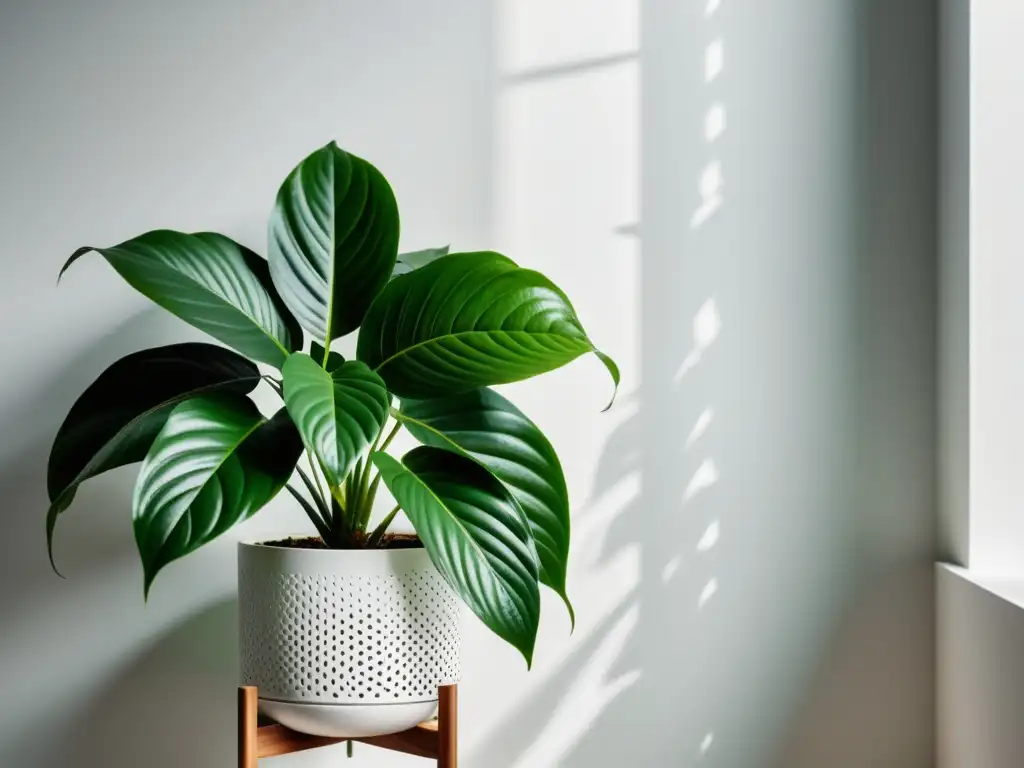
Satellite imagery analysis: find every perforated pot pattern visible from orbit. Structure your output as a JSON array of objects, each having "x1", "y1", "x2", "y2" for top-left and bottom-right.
[{"x1": 239, "y1": 542, "x2": 461, "y2": 706}]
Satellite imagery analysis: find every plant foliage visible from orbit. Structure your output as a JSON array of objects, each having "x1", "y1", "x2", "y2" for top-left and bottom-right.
[{"x1": 47, "y1": 141, "x2": 616, "y2": 664}]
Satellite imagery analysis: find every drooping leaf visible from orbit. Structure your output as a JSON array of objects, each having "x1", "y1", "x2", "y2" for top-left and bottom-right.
[
  {"x1": 133, "y1": 396, "x2": 302, "y2": 594},
  {"x1": 391, "y1": 245, "x2": 450, "y2": 278},
  {"x1": 372, "y1": 447, "x2": 541, "y2": 666},
  {"x1": 281, "y1": 353, "x2": 389, "y2": 487},
  {"x1": 398, "y1": 388, "x2": 574, "y2": 625},
  {"x1": 356, "y1": 251, "x2": 619, "y2": 401},
  {"x1": 61, "y1": 231, "x2": 301, "y2": 368},
  {"x1": 309, "y1": 341, "x2": 346, "y2": 372},
  {"x1": 268, "y1": 141, "x2": 400, "y2": 343},
  {"x1": 46, "y1": 343, "x2": 262, "y2": 571}
]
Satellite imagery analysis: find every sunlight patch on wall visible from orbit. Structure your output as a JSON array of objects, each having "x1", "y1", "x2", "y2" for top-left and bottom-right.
[
  {"x1": 704, "y1": 39, "x2": 724, "y2": 82},
  {"x1": 698, "y1": 577, "x2": 719, "y2": 608},
  {"x1": 674, "y1": 298, "x2": 721, "y2": 382},
  {"x1": 498, "y1": 0, "x2": 638, "y2": 74},
  {"x1": 705, "y1": 102, "x2": 726, "y2": 142},
  {"x1": 510, "y1": 605, "x2": 642, "y2": 768},
  {"x1": 686, "y1": 407, "x2": 715, "y2": 448},
  {"x1": 696, "y1": 520, "x2": 720, "y2": 552},
  {"x1": 662, "y1": 555, "x2": 682, "y2": 583},
  {"x1": 684, "y1": 459, "x2": 720, "y2": 502}
]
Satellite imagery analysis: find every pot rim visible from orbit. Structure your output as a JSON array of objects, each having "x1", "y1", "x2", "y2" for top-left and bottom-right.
[{"x1": 237, "y1": 537, "x2": 428, "y2": 567}]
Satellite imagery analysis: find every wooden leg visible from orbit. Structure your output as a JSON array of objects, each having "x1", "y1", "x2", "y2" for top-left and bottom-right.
[
  {"x1": 239, "y1": 686, "x2": 259, "y2": 768},
  {"x1": 438, "y1": 684, "x2": 458, "y2": 768}
]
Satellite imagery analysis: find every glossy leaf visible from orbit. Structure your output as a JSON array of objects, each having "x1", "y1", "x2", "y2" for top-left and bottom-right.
[
  {"x1": 268, "y1": 142, "x2": 400, "y2": 343},
  {"x1": 46, "y1": 343, "x2": 262, "y2": 571},
  {"x1": 243, "y1": 246, "x2": 304, "y2": 356},
  {"x1": 61, "y1": 231, "x2": 300, "y2": 367},
  {"x1": 281, "y1": 353, "x2": 389, "y2": 487},
  {"x1": 372, "y1": 447, "x2": 540, "y2": 665},
  {"x1": 398, "y1": 388, "x2": 574, "y2": 624},
  {"x1": 133, "y1": 396, "x2": 302, "y2": 593},
  {"x1": 391, "y1": 245, "x2": 450, "y2": 278},
  {"x1": 356, "y1": 251, "x2": 619, "y2": 401}
]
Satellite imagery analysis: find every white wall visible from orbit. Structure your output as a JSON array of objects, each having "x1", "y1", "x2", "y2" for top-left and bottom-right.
[
  {"x1": 969, "y1": 0, "x2": 1024, "y2": 574},
  {"x1": 937, "y1": 566, "x2": 1024, "y2": 767},
  {"x1": 0, "y1": 1, "x2": 937, "y2": 766}
]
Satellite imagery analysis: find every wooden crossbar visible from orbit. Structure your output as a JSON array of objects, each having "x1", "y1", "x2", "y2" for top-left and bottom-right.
[{"x1": 238, "y1": 685, "x2": 457, "y2": 766}]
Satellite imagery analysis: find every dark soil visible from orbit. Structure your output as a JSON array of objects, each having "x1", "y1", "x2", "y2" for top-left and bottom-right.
[{"x1": 260, "y1": 533, "x2": 423, "y2": 550}]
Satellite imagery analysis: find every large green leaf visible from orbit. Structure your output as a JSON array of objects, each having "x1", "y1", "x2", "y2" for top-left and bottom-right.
[
  {"x1": 133, "y1": 396, "x2": 302, "y2": 593},
  {"x1": 61, "y1": 231, "x2": 301, "y2": 367},
  {"x1": 391, "y1": 245, "x2": 450, "y2": 278},
  {"x1": 281, "y1": 353, "x2": 389, "y2": 487},
  {"x1": 398, "y1": 388, "x2": 574, "y2": 625},
  {"x1": 268, "y1": 141, "x2": 400, "y2": 343},
  {"x1": 46, "y1": 343, "x2": 262, "y2": 571},
  {"x1": 372, "y1": 447, "x2": 541, "y2": 665},
  {"x1": 356, "y1": 251, "x2": 619, "y2": 401}
]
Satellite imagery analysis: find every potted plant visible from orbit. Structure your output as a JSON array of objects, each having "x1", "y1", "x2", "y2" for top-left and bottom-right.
[{"x1": 46, "y1": 142, "x2": 617, "y2": 738}]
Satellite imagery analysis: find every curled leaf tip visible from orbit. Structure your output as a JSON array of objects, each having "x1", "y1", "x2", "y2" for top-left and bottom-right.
[
  {"x1": 47, "y1": 548, "x2": 66, "y2": 580},
  {"x1": 58, "y1": 246, "x2": 96, "y2": 285},
  {"x1": 49, "y1": 558, "x2": 66, "y2": 580},
  {"x1": 594, "y1": 350, "x2": 620, "y2": 411}
]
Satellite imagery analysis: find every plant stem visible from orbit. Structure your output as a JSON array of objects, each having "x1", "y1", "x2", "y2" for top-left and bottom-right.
[
  {"x1": 296, "y1": 466, "x2": 330, "y2": 520},
  {"x1": 378, "y1": 420, "x2": 402, "y2": 453},
  {"x1": 285, "y1": 485, "x2": 333, "y2": 542},
  {"x1": 265, "y1": 377, "x2": 283, "y2": 397},
  {"x1": 321, "y1": 337, "x2": 331, "y2": 368},
  {"x1": 344, "y1": 459, "x2": 363, "y2": 535},
  {"x1": 305, "y1": 451, "x2": 328, "y2": 510},
  {"x1": 356, "y1": 470, "x2": 382, "y2": 533},
  {"x1": 367, "y1": 505, "x2": 401, "y2": 547}
]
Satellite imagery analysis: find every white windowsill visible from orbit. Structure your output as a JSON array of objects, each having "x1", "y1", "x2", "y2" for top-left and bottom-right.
[{"x1": 938, "y1": 563, "x2": 1024, "y2": 610}]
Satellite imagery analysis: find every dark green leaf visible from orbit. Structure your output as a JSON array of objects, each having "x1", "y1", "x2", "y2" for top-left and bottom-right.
[
  {"x1": 281, "y1": 353, "x2": 389, "y2": 487},
  {"x1": 46, "y1": 343, "x2": 262, "y2": 571},
  {"x1": 391, "y1": 245, "x2": 450, "y2": 278},
  {"x1": 372, "y1": 447, "x2": 540, "y2": 666},
  {"x1": 242, "y1": 246, "x2": 304, "y2": 355},
  {"x1": 309, "y1": 341, "x2": 346, "y2": 372},
  {"x1": 398, "y1": 388, "x2": 574, "y2": 625},
  {"x1": 61, "y1": 231, "x2": 300, "y2": 367},
  {"x1": 356, "y1": 251, "x2": 618, "y2": 401},
  {"x1": 268, "y1": 141, "x2": 400, "y2": 343},
  {"x1": 133, "y1": 396, "x2": 302, "y2": 594}
]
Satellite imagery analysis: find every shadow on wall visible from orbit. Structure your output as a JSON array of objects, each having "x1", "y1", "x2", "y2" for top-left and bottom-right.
[
  {"x1": 470, "y1": 0, "x2": 936, "y2": 766},
  {"x1": 0, "y1": 309, "x2": 246, "y2": 767},
  {"x1": 36, "y1": 599, "x2": 240, "y2": 768},
  {"x1": 0, "y1": 309, "x2": 192, "y2": 613}
]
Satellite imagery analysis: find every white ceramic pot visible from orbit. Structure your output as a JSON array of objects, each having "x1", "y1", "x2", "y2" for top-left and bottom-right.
[{"x1": 238, "y1": 541, "x2": 461, "y2": 738}]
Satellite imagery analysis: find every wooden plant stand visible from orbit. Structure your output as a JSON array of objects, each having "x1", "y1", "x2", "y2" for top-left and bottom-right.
[{"x1": 238, "y1": 684, "x2": 458, "y2": 766}]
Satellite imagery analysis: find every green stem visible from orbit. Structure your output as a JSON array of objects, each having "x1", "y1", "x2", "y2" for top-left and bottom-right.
[
  {"x1": 378, "y1": 420, "x2": 402, "y2": 454},
  {"x1": 305, "y1": 451, "x2": 328, "y2": 510},
  {"x1": 296, "y1": 466, "x2": 330, "y2": 520},
  {"x1": 321, "y1": 336, "x2": 332, "y2": 368},
  {"x1": 285, "y1": 485, "x2": 333, "y2": 542},
  {"x1": 367, "y1": 505, "x2": 401, "y2": 547},
  {"x1": 265, "y1": 377, "x2": 284, "y2": 397},
  {"x1": 344, "y1": 459, "x2": 363, "y2": 534}
]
